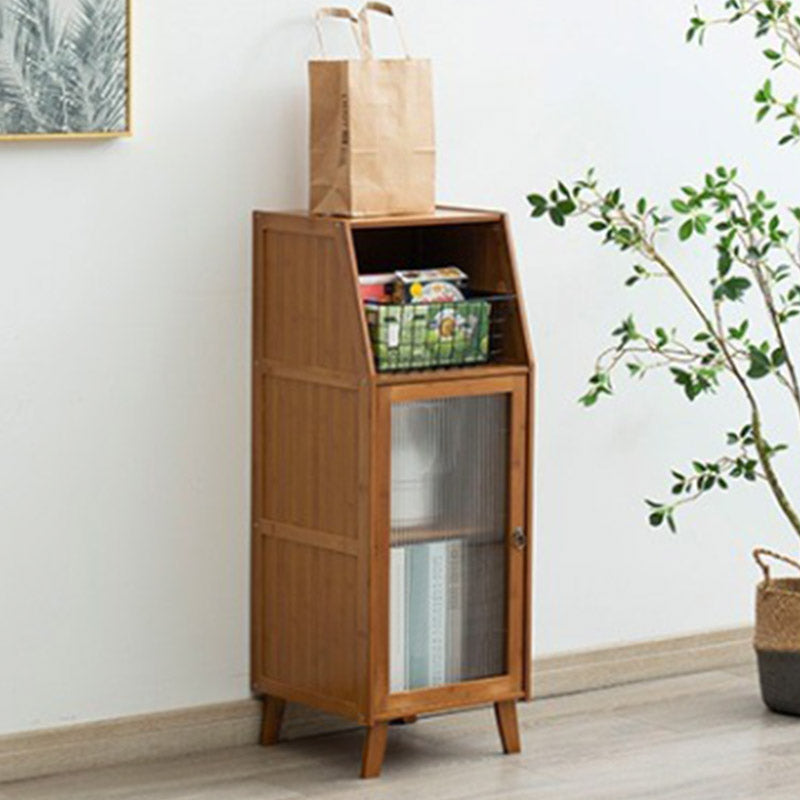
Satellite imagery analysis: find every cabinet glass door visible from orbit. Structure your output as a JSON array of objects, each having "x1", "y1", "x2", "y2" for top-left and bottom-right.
[{"x1": 384, "y1": 379, "x2": 526, "y2": 696}]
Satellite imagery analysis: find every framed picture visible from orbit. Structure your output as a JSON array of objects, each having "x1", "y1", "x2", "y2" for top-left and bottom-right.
[{"x1": 0, "y1": 0, "x2": 130, "y2": 141}]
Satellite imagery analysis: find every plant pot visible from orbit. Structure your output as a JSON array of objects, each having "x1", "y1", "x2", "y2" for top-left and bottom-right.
[
  {"x1": 757, "y1": 650, "x2": 800, "y2": 715},
  {"x1": 754, "y1": 549, "x2": 800, "y2": 715}
]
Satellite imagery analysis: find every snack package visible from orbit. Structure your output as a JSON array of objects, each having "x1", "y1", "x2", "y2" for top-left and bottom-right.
[
  {"x1": 367, "y1": 299, "x2": 490, "y2": 371},
  {"x1": 392, "y1": 267, "x2": 468, "y2": 303},
  {"x1": 358, "y1": 273, "x2": 396, "y2": 303}
]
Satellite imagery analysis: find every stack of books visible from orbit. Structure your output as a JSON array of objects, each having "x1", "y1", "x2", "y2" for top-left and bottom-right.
[{"x1": 389, "y1": 539, "x2": 467, "y2": 692}]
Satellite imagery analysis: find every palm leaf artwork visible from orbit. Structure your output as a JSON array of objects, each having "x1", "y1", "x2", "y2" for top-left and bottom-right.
[{"x1": 0, "y1": 0, "x2": 128, "y2": 136}]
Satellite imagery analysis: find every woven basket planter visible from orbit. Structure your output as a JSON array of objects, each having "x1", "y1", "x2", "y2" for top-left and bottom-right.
[{"x1": 754, "y1": 549, "x2": 800, "y2": 715}]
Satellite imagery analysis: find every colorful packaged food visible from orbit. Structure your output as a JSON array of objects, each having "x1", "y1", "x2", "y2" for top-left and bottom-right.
[
  {"x1": 412, "y1": 281, "x2": 465, "y2": 303},
  {"x1": 358, "y1": 273, "x2": 396, "y2": 303},
  {"x1": 392, "y1": 267, "x2": 468, "y2": 303},
  {"x1": 366, "y1": 299, "x2": 490, "y2": 371}
]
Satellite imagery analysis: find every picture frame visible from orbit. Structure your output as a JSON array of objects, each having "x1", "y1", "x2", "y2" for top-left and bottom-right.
[{"x1": 0, "y1": 0, "x2": 131, "y2": 141}]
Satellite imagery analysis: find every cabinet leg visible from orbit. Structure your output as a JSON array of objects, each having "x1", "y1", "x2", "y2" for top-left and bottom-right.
[
  {"x1": 360, "y1": 722, "x2": 389, "y2": 779},
  {"x1": 494, "y1": 700, "x2": 521, "y2": 754},
  {"x1": 260, "y1": 696, "x2": 286, "y2": 746}
]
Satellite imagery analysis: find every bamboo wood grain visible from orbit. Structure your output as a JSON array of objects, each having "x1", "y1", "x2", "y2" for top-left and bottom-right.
[
  {"x1": 252, "y1": 678, "x2": 361, "y2": 722},
  {"x1": 388, "y1": 374, "x2": 522, "y2": 403},
  {"x1": 252, "y1": 208, "x2": 534, "y2": 777},
  {"x1": 494, "y1": 699, "x2": 521, "y2": 754},
  {"x1": 259, "y1": 697, "x2": 285, "y2": 746},
  {"x1": 360, "y1": 722, "x2": 388, "y2": 778},
  {"x1": 371, "y1": 388, "x2": 393, "y2": 722},
  {"x1": 253, "y1": 213, "x2": 368, "y2": 728},
  {"x1": 381, "y1": 679, "x2": 525, "y2": 719},
  {"x1": 251, "y1": 214, "x2": 265, "y2": 690},
  {"x1": 524, "y1": 366, "x2": 536, "y2": 700},
  {"x1": 505, "y1": 379, "x2": 528, "y2": 690},
  {"x1": 261, "y1": 521, "x2": 360, "y2": 557},
  {"x1": 375, "y1": 363, "x2": 528, "y2": 385},
  {"x1": 500, "y1": 212, "x2": 537, "y2": 701},
  {"x1": 348, "y1": 207, "x2": 502, "y2": 228},
  {"x1": 356, "y1": 384, "x2": 374, "y2": 719},
  {"x1": 259, "y1": 360, "x2": 362, "y2": 390}
]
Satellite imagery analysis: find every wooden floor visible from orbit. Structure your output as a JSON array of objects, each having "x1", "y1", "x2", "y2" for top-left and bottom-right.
[{"x1": 3, "y1": 662, "x2": 799, "y2": 799}]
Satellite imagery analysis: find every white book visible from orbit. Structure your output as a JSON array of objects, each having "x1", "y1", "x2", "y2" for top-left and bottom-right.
[
  {"x1": 445, "y1": 539, "x2": 466, "y2": 684},
  {"x1": 406, "y1": 544, "x2": 430, "y2": 688},
  {"x1": 406, "y1": 541, "x2": 450, "y2": 689},
  {"x1": 389, "y1": 547, "x2": 407, "y2": 693},
  {"x1": 427, "y1": 542, "x2": 448, "y2": 686}
]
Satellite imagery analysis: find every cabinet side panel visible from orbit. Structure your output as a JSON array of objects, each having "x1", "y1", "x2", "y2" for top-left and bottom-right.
[
  {"x1": 351, "y1": 223, "x2": 530, "y2": 367},
  {"x1": 260, "y1": 228, "x2": 366, "y2": 374},
  {"x1": 262, "y1": 377, "x2": 360, "y2": 539},
  {"x1": 253, "y1": 217, "x2": 369, "y2": 720},
  {"x1": 255, "y1": 374, "x2": 365, "y2": 716},
  {"x1": 257, "y1": 536, "x2": 359, "y2": 709}
]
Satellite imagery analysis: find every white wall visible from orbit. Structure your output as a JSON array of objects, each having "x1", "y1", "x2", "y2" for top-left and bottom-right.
[{"x1": 1, "y1": 0, "x2": 797, "y2": 735}]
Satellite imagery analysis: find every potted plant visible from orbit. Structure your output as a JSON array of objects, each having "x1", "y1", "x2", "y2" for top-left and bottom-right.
[{"x1": 528, "y1": 0, "x2": 800, "y2": 714}]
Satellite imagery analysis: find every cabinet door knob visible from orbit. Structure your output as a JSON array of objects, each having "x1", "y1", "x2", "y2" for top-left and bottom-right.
[{"x1": 511, "y1": 527, "x2": 526, "y2": 550}]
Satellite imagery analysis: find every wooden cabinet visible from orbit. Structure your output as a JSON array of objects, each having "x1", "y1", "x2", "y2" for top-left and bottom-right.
[{"x1": 251, "y1": 207, "x2": 534, "y2": 778}]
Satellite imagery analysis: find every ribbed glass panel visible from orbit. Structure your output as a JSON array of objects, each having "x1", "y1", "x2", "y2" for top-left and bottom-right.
[{"x1": 389, "y1": 394, "x2": 508, "y2": 692}]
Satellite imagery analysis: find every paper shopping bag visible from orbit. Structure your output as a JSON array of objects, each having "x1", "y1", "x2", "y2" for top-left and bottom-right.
[{"x1": 309, "y1": 3, "x2": 435, "y2": 217}]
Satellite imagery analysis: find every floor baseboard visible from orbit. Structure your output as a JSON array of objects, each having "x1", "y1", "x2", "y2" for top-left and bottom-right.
[
  {"x1": 533, "y1": 625, "x2": 754, "y2": 698},
  {"x1": 0, "y1": 626, "x2": 754, "y2": 785}
]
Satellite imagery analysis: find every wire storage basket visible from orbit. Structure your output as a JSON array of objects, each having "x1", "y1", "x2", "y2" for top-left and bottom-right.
[{"x1": 365, "y1": 293, "x2": 513, "y2": 372}]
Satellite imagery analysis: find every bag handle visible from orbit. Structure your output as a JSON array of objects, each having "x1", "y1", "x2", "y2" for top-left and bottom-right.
[
  {"x1": 753, "y1": 548, "x2": 800, "y2": 583},
  {"x1": 314, "y1": 7, "x2": 365, "y2": 59},
  {"x1": 358, "y1": 2, "x2": 410, "y2": 60}
]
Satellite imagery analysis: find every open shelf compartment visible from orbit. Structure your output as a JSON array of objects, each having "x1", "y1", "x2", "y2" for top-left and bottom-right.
[{"x1": 350, "y1": 219, "x2": 530, "y2": 373}]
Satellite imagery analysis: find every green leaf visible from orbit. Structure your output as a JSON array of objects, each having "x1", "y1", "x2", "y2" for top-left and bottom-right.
[
  {"x1": 747, "y1": 346, "x2": 772, "y2": 379},
  {"x1": 678, "y1": 219, "x2": 694, "y2": 241},
  {"x1": 728, "y1": 319, "x2": 749, "y2": 339},
  {"x1": 717, "y1": 249, "x2": 733, "y2": 278},
  {"x1": 695, "y1": 215, "x2": 712, "y2": 235},
  {"x1": 713, "y1": 276, "x2": 751, "y2": 302},
  {"x1": 556, "y1": 200, "x2": 576, "y2": 215},
  {"x1": 612, "y1": 315, "x2": 639, "y2": 347},
  {"x1": 549, "y1": 208, "x2": 566, "y2": 227},
  {"x1": 579, "y1": 372, "x2": 612, "y2": 406},
  {"x1": 648, "y1": 511, "x2": 664, "y2": 527}
]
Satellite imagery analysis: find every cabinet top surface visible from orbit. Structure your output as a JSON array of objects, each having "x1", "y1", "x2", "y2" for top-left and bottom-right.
[{"x1": 254, "y1": 205, "x2": 504, "y2": 229}]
